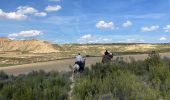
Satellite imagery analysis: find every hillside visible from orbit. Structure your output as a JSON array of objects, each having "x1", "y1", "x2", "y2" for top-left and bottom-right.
[
  {"x1": 59, "y1": 44, "x2": 158, "y2": 56},
  {"x1": 1, "y1": 38, "x2": 170, "y2": 67},
  {"x1": 0, "y1": 38, "x2": 59, "y2": 53},
  {"x1": 0, "y1": 38, "x2": 169, "y2": 55}
]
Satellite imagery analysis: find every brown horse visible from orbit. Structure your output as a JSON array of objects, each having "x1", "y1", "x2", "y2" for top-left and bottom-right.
[{"x1": 102, "y1": 53, "x2": 113, "y2": 63}]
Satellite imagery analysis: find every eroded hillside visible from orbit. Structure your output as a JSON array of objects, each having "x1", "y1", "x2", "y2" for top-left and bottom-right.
[
  {"x1": 1, "y1": 38, "x2": 170, "y2": 67},
  {"x1": 0, "y1": 38, "x2": 59, "y2": 53}
]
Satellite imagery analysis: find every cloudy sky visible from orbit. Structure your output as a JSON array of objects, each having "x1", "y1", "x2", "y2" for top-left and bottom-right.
[{"x1": 0, "y1": 0, "x2": 170, "y2": 44}]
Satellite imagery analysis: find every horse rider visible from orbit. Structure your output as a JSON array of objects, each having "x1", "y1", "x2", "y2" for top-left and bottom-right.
[{"x1": 75, "y1": 53, "x2": 84, "y2": 72}]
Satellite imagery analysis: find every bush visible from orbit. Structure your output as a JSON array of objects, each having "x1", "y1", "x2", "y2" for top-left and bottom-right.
[
  {"x1": 0, "y1": 71, "x2": 8, "y2": 80},
  {"x1": 1, "y1": 52, "x2": 170, "y2": 100},
  {"x1": 73, "y1": 52, "x2": 170, "y2": 100},
  {"x1": 0, "y1": 71, "x2": 71, "y2": 100}
]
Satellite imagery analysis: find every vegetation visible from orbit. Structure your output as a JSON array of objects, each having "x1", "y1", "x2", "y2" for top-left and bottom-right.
[
  {"x1": 73, "y1": 52, "x2": 170, "y2": 100},
  {"x1": 0, "y1": 71, "x2": 71, "y2": 100},
  {"x1": 1, "y1": 52, "x2": 170, "y2": 100}
]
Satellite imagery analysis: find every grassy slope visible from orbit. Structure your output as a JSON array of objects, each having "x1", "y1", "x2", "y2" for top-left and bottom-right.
[{"x1": 59, "y1": 43, "x2": 170, "y2": 56}]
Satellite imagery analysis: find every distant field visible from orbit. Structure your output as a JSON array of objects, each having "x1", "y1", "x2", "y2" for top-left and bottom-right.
[
  {"x1": 1, "y1": 43, "x2": 170, "y2": 67},
  {"x1": 59, "y1": 43, "x2": 170, "y2": 56}
]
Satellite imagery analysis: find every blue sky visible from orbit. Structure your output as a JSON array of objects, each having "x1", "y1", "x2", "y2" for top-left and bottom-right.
[{"x1": 0, "y1": 0, "x2": 170, "y2": 44}]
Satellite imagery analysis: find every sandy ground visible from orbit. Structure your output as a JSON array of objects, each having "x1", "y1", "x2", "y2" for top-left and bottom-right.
[
  {"x1": 0, "y1": 57, "x2": 101, "y2": 75},
  {"x1": 1, "y1": 53, "x2": 170, "y2": 76}
]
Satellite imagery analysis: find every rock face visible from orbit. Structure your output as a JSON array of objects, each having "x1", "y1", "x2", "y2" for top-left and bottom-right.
[{"x1": 0, "y1": 38, "x2": 59, "y2": 53}]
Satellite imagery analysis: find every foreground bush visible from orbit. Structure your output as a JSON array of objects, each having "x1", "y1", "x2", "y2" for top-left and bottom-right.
[
  {"x1": 73, "y1": 52, "x2": 170, "y2": 100},
  {"x1": 0, "y1": 70, "x2": 71, "y2": 100}
]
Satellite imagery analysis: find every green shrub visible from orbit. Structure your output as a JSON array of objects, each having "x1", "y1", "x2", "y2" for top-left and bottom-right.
[
  {"x1": 73, "y1": 52, "x2": 170, "y2": 100},
  {"x1": 0, "y1": 71, "x2": 8, "y2": 80},
  {"x1": 1, "y1": 52, "x2": 170, "y2": 100},
  {"x1": 0, "y1": 71, "x2": 71, "y2": 100}
]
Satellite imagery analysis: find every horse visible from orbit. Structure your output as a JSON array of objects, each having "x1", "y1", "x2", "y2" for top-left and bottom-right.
[
  {"x1": 73, "y1": 58, "x2": 86, "y2": 73},
  {"x1": 73, "y1": 63, "x2": 80, "y2": 73},
  {"x1": 102, "y1": 53, "x2": 113, "y2": 63}
]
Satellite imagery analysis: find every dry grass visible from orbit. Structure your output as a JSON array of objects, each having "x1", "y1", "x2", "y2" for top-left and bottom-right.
[{"x1": 0, "y1": 43, "x2": 170, "y2": 66}]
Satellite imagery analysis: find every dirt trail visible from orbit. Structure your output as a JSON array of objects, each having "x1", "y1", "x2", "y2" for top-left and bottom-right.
[
  {"x1": 1, "y1": 53, "x2": 170, "y2": 76},
  {"x1": 0, "y1": 57, "x2": 101, "y2": 75}
]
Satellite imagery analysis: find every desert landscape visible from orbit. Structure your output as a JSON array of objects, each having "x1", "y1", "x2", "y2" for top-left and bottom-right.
[
  {"x1": 1, "y1": 37, "x2": 170, "y2": 76},
  {"x1": 1, "y1": 0, "x2": 170, "y2": 99},
  {"x1": 1, "y1": 37, "x2": 170, "y2": 67}
]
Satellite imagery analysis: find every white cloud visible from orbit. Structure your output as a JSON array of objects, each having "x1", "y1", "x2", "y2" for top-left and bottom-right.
[
  {"x1": 163, "y1": 25, "x2": 170, "y2": 32},
  {"x1": 18, "y1": 6, "x2": 47, "y2": 17},
  {"x1": 45, "y1": 5, "x2": 62, "y2": 12},
  {"x1": 0, "y1": 6, "x2": 46, "y2": 20},
  {"x1": 17, "y1": 6, "x2": 47, "y2": 17},
  {"x1": 80, "y1": 34, "x2": 92, "y2": 40},
  {"x1": 34, "y1": 12, "x2": 47, "y2": 17},
  {"x1": 17, "y1": 6, "x2": 37, "y2": 14},
  {"x1": 96, "y1": 20, "x2": 115, "y2": 30},
  {"x1": 78, "y1": 34, "x2": 112, "y2": 44},
  {"x1": 8, "y1": 30, "x2": 43, "y2": 40},
  {"x1": 0, "y1": 9, "x2": 27, "y2": 20},
  {"x1": 8, "y1": 33, "x2": 19, "y2": 40},
  {"x1": 122, "y1": 20, "x2": 132, "y2": 28},
  {"x1": 103, "y1": 38, "x2": 110, "y2": 42},
  {"x1": 126, "y1": 38, "x2": 136, "y2": 43},
  {"x1": 141, "y1": 25, "x2": 159, "y2": 32},
  {"x1": 159, "y1": 36, "x2": 167, "y2": 41}
]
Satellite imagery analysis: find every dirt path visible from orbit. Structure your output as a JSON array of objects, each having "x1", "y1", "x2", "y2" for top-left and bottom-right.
[
  {"x1": 1, "y1": 53, "x2": 170, "y2": 76},
  {"x1": 0, "y1": 57, "x2": 101, "y2": 75}
]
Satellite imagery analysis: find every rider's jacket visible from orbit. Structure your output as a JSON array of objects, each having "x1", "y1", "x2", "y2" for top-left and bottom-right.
[{"x1": 76, "y1": 55, "x2": 83, "y2": 62}]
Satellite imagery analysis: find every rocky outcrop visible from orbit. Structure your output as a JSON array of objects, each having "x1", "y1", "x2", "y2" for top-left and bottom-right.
[{"x1": 0, "y1": 38, "x2": 59, "y2": 53}]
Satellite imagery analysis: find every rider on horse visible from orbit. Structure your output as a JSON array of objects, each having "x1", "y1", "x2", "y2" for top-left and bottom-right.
[
  {"x1": 74, "y1": 53, "x2": 85, "y2": 73},
  {"x1": 102, "y1": 50, "x2": 113, "y2": 63}
]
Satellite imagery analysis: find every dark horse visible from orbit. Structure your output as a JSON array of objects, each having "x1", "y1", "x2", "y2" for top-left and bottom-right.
[
  {"x1": 73, "y1": 58, "x2": 86, "y2": 73},
  {"x1": 102, "y1": 53, "x2": 113, "y2": 63}
]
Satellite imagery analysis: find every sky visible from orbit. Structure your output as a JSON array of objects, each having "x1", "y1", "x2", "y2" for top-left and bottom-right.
[{"x1": 0, "y1": 0, "x2": 170, "y2": 44}]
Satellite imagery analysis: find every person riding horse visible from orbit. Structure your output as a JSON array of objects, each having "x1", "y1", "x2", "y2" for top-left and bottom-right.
[
  {"x1": 73, "y1": 53, "x2": 85, "y2": 73},
  {"x1": 102, "y1": 50, "x2": 113, "y2": 63}
]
